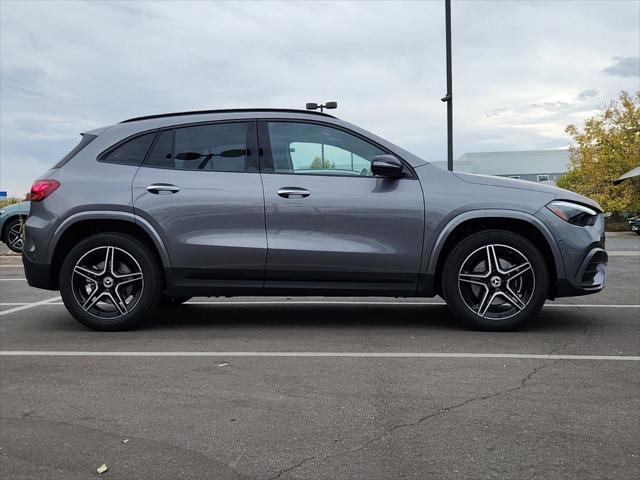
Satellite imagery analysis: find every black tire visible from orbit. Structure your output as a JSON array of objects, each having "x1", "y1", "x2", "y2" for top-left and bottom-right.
[
  {"x1": 442, "y1": 230, "x2": 548, "y2": 331},
  {"x1": 159, "y1": 295, "x2": 191, "y2": 306},
  {"x1": 59, "y1": 233, "x2": 162, "y2": 331},
  {"x1": 3, "y1": 216, "x2": 25, "y2": 253}
]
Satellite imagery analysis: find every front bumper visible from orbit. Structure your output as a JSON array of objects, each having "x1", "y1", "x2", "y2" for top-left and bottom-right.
[
  {"x1": 536, "y1": 208, "x2": 607, "y2": 298},
  {"x1": 556, "y1": 247, "x2": 608, "y2": 297}
]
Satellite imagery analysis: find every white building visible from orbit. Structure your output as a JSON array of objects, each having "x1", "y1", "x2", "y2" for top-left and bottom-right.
[{"x1": 432, "y1": 149, "x2": 571, "y2": 184}]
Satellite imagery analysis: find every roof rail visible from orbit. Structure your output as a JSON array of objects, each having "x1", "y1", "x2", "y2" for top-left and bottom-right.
[{"x1": 120, "y1": 108, "x2": 336, "y2": 123}]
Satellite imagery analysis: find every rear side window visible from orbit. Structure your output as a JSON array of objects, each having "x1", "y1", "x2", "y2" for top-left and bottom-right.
[
  {"x1": 101, "y1": 132, "x2": 156, "y2": 166},
  {"x1": 53, "y1": 134, "x2": 97, "y2": 168},
  {"x1": 144, "y1": 122, "x2": 254, "y2": 172}
]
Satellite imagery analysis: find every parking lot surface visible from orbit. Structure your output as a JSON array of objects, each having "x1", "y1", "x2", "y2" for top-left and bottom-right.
[{"x1": 1, "y1": 235, "x2": 639, "y2": 479}]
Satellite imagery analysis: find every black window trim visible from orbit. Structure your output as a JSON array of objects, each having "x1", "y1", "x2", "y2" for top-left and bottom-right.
[
  {"x1": 257, "y1": 119, "x2": 417, "y2": 180},
  {"x1": 136, "y1": 119, "x2": 259, "y2": 173},
  {"x1": 97, "y1": 130, "x2": 159, "y2": 167}
]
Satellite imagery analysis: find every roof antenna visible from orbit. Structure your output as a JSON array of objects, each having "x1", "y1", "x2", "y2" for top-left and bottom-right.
[
  {"x1": 441, "y1": 0, "x2": 453, "y2": 171},
  {"x1": 306, "y1": 102, "x2": 338, "y2": 113}
]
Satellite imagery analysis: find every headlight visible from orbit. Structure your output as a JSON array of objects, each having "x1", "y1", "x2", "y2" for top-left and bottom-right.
[
  {"x1": 0, "y1": 209, "x2": 5, "y2": 215},
  {"x1": 546, "y1": 200, "x2": 599, "y2": 226}
]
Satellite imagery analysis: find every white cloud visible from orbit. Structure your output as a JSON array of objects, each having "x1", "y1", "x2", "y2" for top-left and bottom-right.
[{"x1": 1, "y1": 0, "x2": 639, "y2": 195}]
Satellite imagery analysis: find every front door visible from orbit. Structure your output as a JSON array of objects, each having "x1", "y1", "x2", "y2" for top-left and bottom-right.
[
  {"x1": 132, "y1": 120, "x2": 266, "y2": 295},
  {"x1": 259, "y1": 120, "x2": 425, "y2": 295}
]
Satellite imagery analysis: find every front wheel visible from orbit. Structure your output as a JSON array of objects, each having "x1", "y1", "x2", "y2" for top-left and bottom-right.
[
  {"x1": 59, "y1": 233, "x2": 162, "y2": 331},
  {"x1": 442, "y1": 230, "x2": 549, "y2": 331},
  {"x1": 3, "y1": 217, "x2": 25, "y2": 253}
]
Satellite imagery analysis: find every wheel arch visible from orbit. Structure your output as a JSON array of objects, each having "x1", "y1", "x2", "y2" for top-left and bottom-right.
[
  {"x1": 47, "y1": 212, "x2": 171, "y2": 289},
  {"x1": 424, "y1": 210, "x2": 564, "y2": 299}
]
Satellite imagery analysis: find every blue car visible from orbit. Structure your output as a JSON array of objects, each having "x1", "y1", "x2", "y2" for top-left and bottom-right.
[{"x1": 0, "y1": 201, "x2": 30, "y2": 252}]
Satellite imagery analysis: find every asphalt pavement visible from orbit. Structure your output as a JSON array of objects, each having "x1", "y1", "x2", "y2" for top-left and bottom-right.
[{"x1": 0, "y1": 234, "x2": 638, "y2": 479}]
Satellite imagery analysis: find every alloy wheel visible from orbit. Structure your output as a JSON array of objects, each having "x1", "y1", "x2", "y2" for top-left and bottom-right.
[
  {"x1": 71, "y1": 246, "x2": 144, "y2": 318},
  {"x1": 457, "y1": 244, "x2": 535, "y2": 320},
  {"x1": 7, "y1": 219, "x2": 24, "y2": 251}
]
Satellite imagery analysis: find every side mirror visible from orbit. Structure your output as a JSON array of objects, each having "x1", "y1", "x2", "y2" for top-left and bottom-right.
[{"x1": 371, "y1": 155, "x2": 403, "y2": 178}]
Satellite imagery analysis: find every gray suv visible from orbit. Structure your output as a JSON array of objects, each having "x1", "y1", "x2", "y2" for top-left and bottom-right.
[{"x1": 23, "y1": 109, "x2": 607, "y2": 331}]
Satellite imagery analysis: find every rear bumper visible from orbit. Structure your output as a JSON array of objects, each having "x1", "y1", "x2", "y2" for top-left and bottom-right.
[
  {"x1": 556, "y1": 247, "x2": 608, "y2": 297},
  {"x1": 22, "y1": 254, "x2": 57, "y2": 290}
]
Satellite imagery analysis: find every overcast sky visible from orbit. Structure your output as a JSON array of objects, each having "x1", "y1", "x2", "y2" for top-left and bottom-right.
[{"x1": 1, "y1": 0, "x2": 639, "y2": 196}]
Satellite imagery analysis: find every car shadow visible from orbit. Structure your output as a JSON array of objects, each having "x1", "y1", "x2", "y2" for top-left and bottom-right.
[{"x1": 137, "y1": 302, "x2": 589, "y2": 334}]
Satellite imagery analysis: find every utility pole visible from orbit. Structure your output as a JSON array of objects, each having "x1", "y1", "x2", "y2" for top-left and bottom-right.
[{"x1": 441, "y1": 0, "x2": 453, "y2": 171}]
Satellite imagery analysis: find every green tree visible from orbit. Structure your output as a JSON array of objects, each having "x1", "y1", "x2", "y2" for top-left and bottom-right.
[
  {"x1": 309, "y1": 156, "x2": 335, "y2": 169},
  {"x1": 556, "y1": 91, "x2": 640, "y2": 213}
]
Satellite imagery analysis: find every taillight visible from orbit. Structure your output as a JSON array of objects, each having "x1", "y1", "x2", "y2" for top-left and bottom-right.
[{"x1": 30, "y1": 180, "x2": 60, "y2": 202}]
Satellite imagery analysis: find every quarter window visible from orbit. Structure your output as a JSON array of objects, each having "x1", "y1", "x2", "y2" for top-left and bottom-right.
[
  {"x1": 267, "y1": 122, "x2": 386, "y2": 177},
  {"x1": 145, "y1": 122, "x2": 252, "y2": 172},
  {"x1": 102, "y1": 132, "x2": 156, "y2": 166}
]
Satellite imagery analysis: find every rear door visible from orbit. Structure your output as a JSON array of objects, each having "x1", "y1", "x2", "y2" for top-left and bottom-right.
[
  {"x1": 259, "y1": 120, "x2": 425, "y2": 295},
  {"x1": 132, "y1": 120, "x2": 266, "y2": 294}
]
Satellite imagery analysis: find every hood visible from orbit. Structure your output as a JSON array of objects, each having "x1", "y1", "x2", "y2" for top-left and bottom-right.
[
  {"x1": 453, "y1": 172, "x2": 602, "y2": 211},
  {"x1": 0, "y1": 201, "x2": 30, "y2": 214}
]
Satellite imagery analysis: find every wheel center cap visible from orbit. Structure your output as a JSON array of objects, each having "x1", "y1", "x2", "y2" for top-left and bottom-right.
[
  {"x1": 103, "y1": 277, "x2": 114, "y2": 288},
  {"x1": 490, "y1": 276, "x2": 502, "y2": 288}
]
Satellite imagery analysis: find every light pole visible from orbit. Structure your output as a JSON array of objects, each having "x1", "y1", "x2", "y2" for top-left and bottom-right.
[
  {"x1": 441, "y1": 0, "x2": 453, "y2": 171},
  {"x1": 306, "y1": 102, "x2": 338, "y2": 168}
]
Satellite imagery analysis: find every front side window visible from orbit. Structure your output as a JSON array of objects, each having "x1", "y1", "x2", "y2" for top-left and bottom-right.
[
  {"x1": 145, "y1": 122, "x2": 252, "y2": 172},
  {"x1": 101, "y1": 132, "x2": 156, "y2": 166},
  {"x1": 267, "y1": 122, "x2": 386, "y2": 177}
]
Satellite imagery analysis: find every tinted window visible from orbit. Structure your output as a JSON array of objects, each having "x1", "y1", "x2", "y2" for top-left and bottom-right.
[
  {"x1": 53, "y1": 134, "x2": 97, "y2": 168},
  {"x1": 145, "y1": 123, "x2": 251, "y2": 172},
  {"x1": 102, "y1": 133, "x2": 156, "y2": 166},
  {"x1": 267, "y1": 122, "x2": 385, "y2": 176},
  {"x1": 146, "y1": 130, "x2": 174, "y2": 168}
]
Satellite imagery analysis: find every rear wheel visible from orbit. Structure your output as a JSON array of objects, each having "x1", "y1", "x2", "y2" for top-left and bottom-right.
[
  {"x1": 3, "y1": 217, "x2": 25, "y2": 253},
  {"x1": 59, "y1": 233, "x2": 162, "y2": 331},
  {"x1": 442, "y1": 230, "x2": 548, "y2": 331}
]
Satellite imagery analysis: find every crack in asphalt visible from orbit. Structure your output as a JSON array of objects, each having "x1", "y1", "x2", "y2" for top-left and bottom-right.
[{"x1": 267, "y1": 361, "x2": 549, "y2": 479}]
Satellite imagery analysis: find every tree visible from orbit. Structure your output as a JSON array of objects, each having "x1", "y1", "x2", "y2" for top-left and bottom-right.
[
  {"x1": 556, "y1": 91, "x2": 640, "y2": 213},
  {"x1": 309, "y1": 156, "x2": 335, "y2": 169}
]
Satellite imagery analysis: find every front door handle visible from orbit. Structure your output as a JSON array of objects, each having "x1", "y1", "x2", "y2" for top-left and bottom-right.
[
  {"x1": 278, "y1": 187, "x2": 310, "y2": 198},
  {"x1": 147, "y1": 183, "x2": 180, "y2": 194}
]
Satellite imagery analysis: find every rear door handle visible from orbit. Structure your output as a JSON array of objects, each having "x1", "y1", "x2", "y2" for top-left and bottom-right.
[
  {"x1": 147, "y1": 183, "x2": 180, "y2": 194},
  {"x1": 278, "y1": 187, "x2": 310, "y2": 198}
]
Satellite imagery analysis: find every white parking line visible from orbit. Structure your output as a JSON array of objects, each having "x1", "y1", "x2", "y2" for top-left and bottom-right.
[
  {"x1": 0, "y1": 296, "x2": 61, "y2": 316},
  {"x1": 0, "y1": 278, "x2": 27, "y2": 281},
  {"x1": 0, "y1": 351, "x2": 638, "y2": 361},
  {"x1": 608, "y1": 251, "x2": 640, "y2": 256},
  {"x1": 0, "y1": 265, "x2": 24, "y2": 268}
]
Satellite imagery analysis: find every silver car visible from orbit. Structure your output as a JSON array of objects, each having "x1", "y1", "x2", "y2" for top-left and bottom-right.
[{"x1": 22, "y1": 109, "x2": 607, "y2": 331}]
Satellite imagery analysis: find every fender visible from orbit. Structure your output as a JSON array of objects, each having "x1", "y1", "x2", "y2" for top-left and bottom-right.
[
  {"x1": 420, "y1": 209, "x2": 566, "y2": 295},
  {"x1": 46, "y1": 210, "x2": 172, "y2": 268}
]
